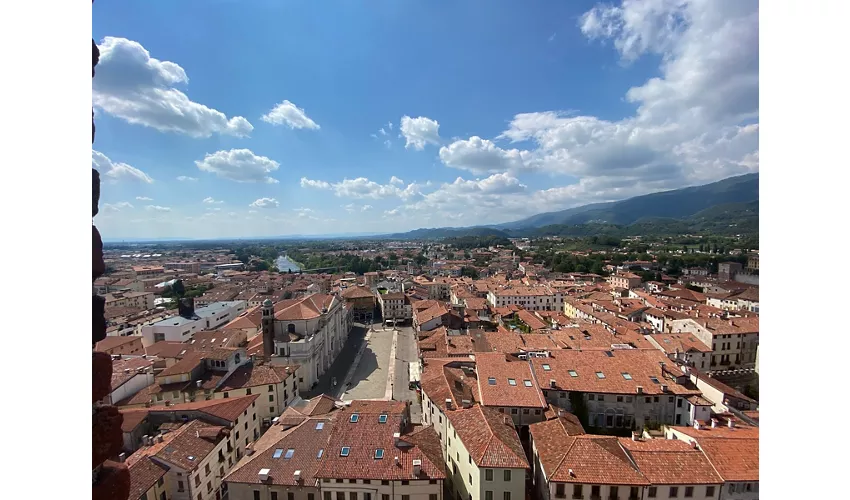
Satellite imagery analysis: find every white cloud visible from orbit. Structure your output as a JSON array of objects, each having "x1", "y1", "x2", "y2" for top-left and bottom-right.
[
  {"x1": 92, "y1": 150, "x2": 154, "y2": 184},
  {"x1": 93, "y1": 37, "x2": 253, "y2": 138},
  {"x1": 400, "y1": 115, "x2": 440, "y2": 150},
  {"x1": 176, "y1": 176, "x2": 198, "y2": 182},
  {"x1": 135, "y1": 196, "x2": 153, "y2": 201},
  {"x1": 491, "y1": 0, "x2": 758, "y2": 192},
  {"x1": 195, "y1": 149, "x2": 280, "y2": 183},
  {"x1": 389, "y1": 176, "x2": 404, "y2": 185},
  {"x1": 439, "y1": 136, "x2": 536, "y2": 174},
  {"x1": 387, "y1": 121, "x2": 393, "y2": 131},
  {"x1": 207, "y1": 207, "x2": 222, "y2": 212},
  {"x1": 145, "y1": 205, "x2": 171, "y2": 212},
  {"x1": 302, "y1": 176, "x2": 423, "y2": 201},
  {"x1": 249, "y1": 197, "x2": 280, "y2": 209},
  {"x1": 102, "y1": 201, "x2": 134, "y2": 212},
  {"x1": 203, "y1": 197, "x2": 224, "y2": 204},
  {"x1": 361, "y1": 205, "x2": 373, "y2": 212},
  {"x1": 384, "y1": 139, "x2": 392, "y2": 149},
  {"x1": 261, "y1": 100, "x2": 320, "y2": 130},
  {"x1": 379, "y1": 128, "x2": 387, "y2": 136}
]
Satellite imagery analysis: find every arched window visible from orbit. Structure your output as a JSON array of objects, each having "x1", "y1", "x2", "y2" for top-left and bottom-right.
[{"x1": 287, "y1": 324, "x2": 296, "y2": 334}]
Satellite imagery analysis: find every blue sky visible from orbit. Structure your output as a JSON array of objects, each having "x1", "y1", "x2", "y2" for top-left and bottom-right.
[{"x1": 92, "y1": 0, "x2": 759, "y2": 240}]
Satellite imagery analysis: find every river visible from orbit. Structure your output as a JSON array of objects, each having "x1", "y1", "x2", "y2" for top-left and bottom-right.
[{"x1": 276, "y1": 254, "x2": 303, "y2": 272}]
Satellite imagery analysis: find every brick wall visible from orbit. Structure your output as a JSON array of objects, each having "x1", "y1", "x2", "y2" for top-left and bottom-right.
[{"x1": 92, "y1": 8, "x2": 131, "y2": 499}]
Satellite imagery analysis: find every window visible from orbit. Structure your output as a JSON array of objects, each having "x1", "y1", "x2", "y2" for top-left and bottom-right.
[
  {"x1": 511, "y1": 408, "x2": 518, "y2": 414},
  {"x1": 609, "y1": 486, "x2": 618, "y2": 499},
  {"x1": 246, "y1": 388, "x2": 252, "y2": 395},
  {"x1": 325, "y1": 493, "x2": 332, "y2": 500},
  {"x1": 254, "y1": 492, "x2": 261, "y2": 500},
  {"x1": 430, "y1": 495, "x2": 438, "y2": 500},
  {"x1": 504, "y1": 493, "x2": 510, "y2": 500},
  {"x1": 379, "y1": 414, "x2": 388, "y2": 423},
  {"x1": 157, "y1": 477, "x2": 164, "y2": 487},
  {"x1": 596, "y1": 372, "x2": 605, "y2": 379},
  {"x1": 402, "y1": 496, "x2": 410, "y2": 500},
  {"x1": 647, "y1": 488, "x2": 657, "y2": 499},
  {"x1": 469, "y1": 455, "x2": 472, "y2": 464},
  {"x1": 705, "y1": 486, "x2": 715, "y2": 497},
  {"x1": 684, "y1": 486, "x2": 693, "y2": 497},
  {"x1": 383, "y1": 496, "x2": 390, "y2": 500},
  {"x1": 469, "y1": 474, "x2": 473, "y2": 485},
  {"x1": 365, "y1": 494, "x2": 371, "y2": 500},
  {"x1": 669, "y1": 486, "x2": 679, "y2": 498},
  {"x1": 486, "y1": 469, "x2": 493, "y2": 481},
  {"x1": 375, "y1": 448, "x2": 385, "y2": 459},
  {"x1": 317, "y1": 449, "x2": 324, "y2": 459},
  {"x1": 598, "y1": 395, "x2": 605, "y2": 402},
  {"x1": 677, "y1": 398, "x2": 683, "y2": 408},
  {"x1": 223, "y1": 392, "x2": 229, "y2": 398},
  {"x1": 543, "y1": 364, "x2": 551, "y2": 371},
  {"x1": 669, "y1": 396, "x2": 674, "y2": 403},
  {"x1": 621, "y1": 372, "x2": 632, "y2": 380},
  {"x1": 382, "y1": 481, "x2": 390, "y2": 486},
  {"x1": 340, "y1": 447, "x2": 350, "y2": 456},
  {"x1": 504, "y1": 470, "x2": 511, "y2": 481},
  {"x1": 207, "y1": 483, "x2": 212, "y2": 493},
  {"x1": 178, "y1": 481, "x2": 184, "y2": 492},
  {"x1": 309, "y1": 495, "x2": 315, "y2": 500},
  {"x1": 568, "y1": 370, "x2": 578, "y2": 377},
  {"x1": 269, "y1": 395, "x2": 274, "y2": 402},
  {"x1": 523, "y1": 408, "x2": 530, "y2": 414},
  {"x1": 486, "y1": 492, "x2": 493, "y2": 500},
  {"x1": 508, "y1": 378, "x2": 517, "y2": 386},
  {"x1": 350, "y1": 493, "x2": 357, "y2": 500},
  {"x1": 350, "y1": 413, "x2": 360, "y2": 423},
  {"x1": 316, "y1": 422, "x2": 324, "y2": 430},
  {"x1": 617, "y1": 396, "x2": 623, "y2": 402},
  {"x1": 570, "y1": 484, "x2": 579, "y2": 499},
  {"x1": 284, "y1": 449, "x2": 294, "y2": 459},
  {"x1": 649, "y1": 376, "x2": 660, "y2": 384},
  {"x1": 591, "y1": 486, "x2": 600, "y2": 497},
  {"x1": 556, "y1": 484, "x2": 566, "y2": 498},
  {"x1": 268, "y1": 385, "x2": 274, "y2": 392},
  {"x1": 488, "y1": 377, "x2": 497, "y2": 385},
  {"x1": 588, "y1": 394, "x2": 595, "y2": 401},
  {"x1": 402, "y1": 481, "x2": 409, "y2": 485},
  {"x1": 195, "y1": 475, "x2": 201, "y2": 487},
  {"x1": 645, "y1": 396, "x2": 651, "y2": 403},
  {"x1": 630, "y1": 487, "x2": 639, "y2": 499},
  {"x1": 337, "y1": 493, "x2": 345, "y2": 500},
  {"x1": 653, "y1": 396, "x2": 659, "y2": 403}
]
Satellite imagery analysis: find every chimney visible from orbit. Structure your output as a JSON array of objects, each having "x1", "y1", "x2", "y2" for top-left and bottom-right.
[
  {"x1": 165, "y1": 400, "x2": 171, "y2": 407},
  {"x1": 636, "y1": 386, "x2": 643, "y2": 394},
  {"x1": 550, "y1": 379, "x2": 557, "y2": 388},
  {"x1": 568, "y1": 469, "x2": 575, "y2": 478},
  {"x1": 394, "y1": 456, "x2": 400, "y2": 466},
  {"x1": 661, "y1": 384, "x2": 668, "y2": 393},
  {"x1": 691, "y1": 440, "x2": 698, "y2": 449},
  {"x1": 118, "y1": 452, "x2": 127, "y2": 463},
  {"x1": 557, "y1": 408, "x2": 564, "y2": 417},
  {"x1": 728, "y1": 419, "x2": 735, "y2": 429},
  {"x1": 631, "y1": 431, "x2": 641, "y2": 441},
  {"x1": 711, "y1": 419, "x2": 718, "y2": 428},
  {"x1": 445, "y1": 399, "x2": 453, "y2": 410},
  {"x1": 503, "y1": 415, "x2": 511, "y2": 425},
  {"x1": 413, "y1": 459, "x2": 422, "y2": 476},
  {"x1": 294, "y1": 470, "x2": 302, "y2": 482},
  {"x1": 259, "y1": 468, "x2": 271, "y2": 482},
  {"x1": 196, "y1": 431, "x2": 200, "y2": 438},
  {"x1": 142, "y1": 435, "x2": 150, "y2": 446},
  {"x1": 693, "y1": 420, "x2": 702, "y2": 430},
  {"x1": 393, "y1": 433, "x2": 402, "y2": 447},
  {"x1": 196, "y1": 380, "x2": 202, "y2": 388}
]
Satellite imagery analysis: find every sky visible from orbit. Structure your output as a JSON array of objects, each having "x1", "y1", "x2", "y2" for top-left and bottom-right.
[{"x1": 92, "y1": 0, "x2": 759, "y2": 240}]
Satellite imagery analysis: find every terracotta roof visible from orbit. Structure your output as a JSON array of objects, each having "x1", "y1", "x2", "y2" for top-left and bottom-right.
[
  {"x1": 314, "y1": 403, "x2": 447, "y2": 480},
  {"x1": 668, "y1": 421, "x2": 759, "y2": 440},
  {"x1": 420, "y1": 359, "x2": 479, "y2": 411},
  {"x1": 529, "y1": 429, "x2": 647, "y2": 485},
  {"x1": 294, "y1": 394, "x2": 341, "y2": 416},
  {"x1": 145, "y1": 341, "x2": 191, "y2": 359},
  {"x1": 274, "y1": 294, "x2": 336, "y2": 321},
  {"x1": 619, "y1": 438, "x2": 722, "y2": 484},
  {"x1": 221, "y1": 305, "x2": 263, "y2": 331},
  {"x1": 475, "y1": 353, "x2": 547, "y2": 408},
  {"x1": 143, "y1": 394, "x2": 260, "y2": 423},
  {"x1": 128, "y1": 453, "x2": 169, "y2": 499},
  {"x1": 153, "y1": 419, "x2": 228, "y2": 470},
  {"x1": 96, "y1": 335, "x2": 143, "y2": 352},
  {"x1": 446, "y1": 405, "x2": 529, "y2": 469},
  {"x1": 696, "y1": 438, "x2": 759, "y2": 482},
  {"x1": 157, "y1": 352, "x2": 205, "y2": 377},
  {"x1": 529, "y1": 349, "x2": 699, "y2": 396},
  {"x1": 342, "y1": 286, "x2": 375, "y2": 299},
  {"x1": 217, "y1": 363, "x2": 298, "y2": 391},
  {"x1": 649, "y1": 333, "x2": 711, "y2": 353},
  {"x1": 516, "y1": 309, "x2": 549, "y2": 331},
  {"x1": 120, "y1": 409, "x2": 150, "y2": 432},
  {"x1": 111, "y1": 357, "x2": 156, "y2": 390}
]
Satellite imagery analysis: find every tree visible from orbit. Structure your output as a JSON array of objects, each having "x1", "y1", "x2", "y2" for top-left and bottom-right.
[{"x1": 171, "y1": 280, "x2": 186, "y2": 298}]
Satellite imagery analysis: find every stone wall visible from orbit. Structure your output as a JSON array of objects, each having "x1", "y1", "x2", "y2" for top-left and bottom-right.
[{"x1": 92, "y1": 7, "x2": 131, "y2": 499}]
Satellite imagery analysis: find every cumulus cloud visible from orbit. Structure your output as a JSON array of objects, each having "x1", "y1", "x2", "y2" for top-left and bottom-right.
[
  {"x1": 249, "y1": 197, "x2": 280, "y2": 209},
  {"x1": 202, "y1": 197, "x2": 224, "y2": 204},
  {"x1": 145, "y1": 205, "x2": 171, "y2": 212},
  {"x1": 261, "y1": 100, "x2": 320, "y2": 130},
  {"x1": 92, "y1": 150, "x2": 154, "y2": 183},
  {"x1": 301, "y1": 176, "x2": 423, "y2": 201},
  {"x1": 176, "y1": 176, "x2": 198, "y2": 182},
  {"x1": 195, "y1": 149, "x2": 280, "y2": 183},
  {"x1": 439, "y1": 136, "x2": 536, "y2": 174},
  {"x1": 389, "y1": 176, "x2": 404, "y2": 185},
  {"x1": 400, "y1": 115, "x2": 440, "y2": 150},
  {"x1": 93, "y1": 37, "x2": 253, "y2": 138},
  {"x1": 135, "y1": 196, "x2": 153, "y2": 201},
  {"x1": 102, "y1": 201, "x2": 134, "y2": 212},
  {"x1": 491, "y1": 0, "x2": 759, "y2": 196}
]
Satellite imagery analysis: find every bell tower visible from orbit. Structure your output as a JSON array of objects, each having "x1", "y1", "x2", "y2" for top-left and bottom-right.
[{"x1": 261, "y1": 299, "x2": 274, "y2": 360}]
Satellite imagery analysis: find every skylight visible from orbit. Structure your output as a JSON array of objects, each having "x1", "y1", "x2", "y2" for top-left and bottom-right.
[
  {"x1": 568, "y1": 370, "x2": 578, "y2": 377},
  {"x1": 508, "y1": 378, "x2": 517, "y2": 386},
  {"x1": 317, "y1": 449, "x2": 324, "y2": 459},
  {"x1": 350, "y1": 414, "x2": 359, "y2": 423},
  {"x1": 649, "y1": 376, "x2": 660, "y2": 384},
  {"x1": 316, "y1": 422, "x2": 324, "y2": 430},
  {"x1": 284, "y1": 449, "x2": 294, "y2": 459},
  {"x1": 523, "y1": 380, "x2": 533, "y2": 387},
  {"x1": 379, "y1": 414, "x2": 388, "y2": 423},
  {"x1": 595, "y1": 372, "x2": 606, "y2": 379},
  {"x1": 273, "y1": 449, "x2": 284, "y2": 459},
  {"x1": 375, "y1": 449, "x2": 385, "y2": 459},
  {"x1": 488, "y1": 377, "x2": 496, "y2": 385},
  {"x1": 542, "y1": 364, "x2": 551, "y2": 371},
  {"x1": 622, "y1": 372, "x2": 633, "y2": 380},
  {"x1": 340, "y1": 447, "x2": 350, "y2": 457}
]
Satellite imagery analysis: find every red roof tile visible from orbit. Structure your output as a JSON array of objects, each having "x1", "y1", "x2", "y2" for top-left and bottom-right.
[
  {"x1": 619, "y1": 438, "x2": 722, "y2": 484},
  {"x1": 446, "y1": 405, "x2": 529, "y2": 469},
  {"x1": 475, "y1": 353, "x2": 547, "y2": 409}
]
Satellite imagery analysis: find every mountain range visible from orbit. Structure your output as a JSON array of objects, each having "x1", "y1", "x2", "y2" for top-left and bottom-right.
[{"x1": 385, "y1": 173, "x2": 759, "y2": 239}]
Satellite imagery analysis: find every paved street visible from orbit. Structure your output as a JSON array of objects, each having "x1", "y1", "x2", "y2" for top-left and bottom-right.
[
  {"x1": 300, "y1": 321, "x2": 423, "y2": 424},
  {"x1": 393, "y1": 325, "x2": 423, "y2": 424}
]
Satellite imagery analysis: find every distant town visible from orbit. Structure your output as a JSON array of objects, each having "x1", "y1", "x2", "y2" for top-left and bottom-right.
[{"x1": 95, "y1": 233, "x2": 758, "y2": 500}]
